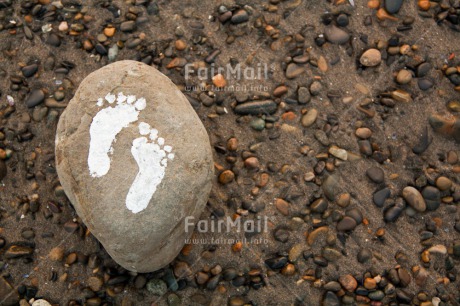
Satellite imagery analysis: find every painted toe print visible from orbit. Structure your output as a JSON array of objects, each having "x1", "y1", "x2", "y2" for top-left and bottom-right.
[
  {"x1": 88, "y1": 93, "x2": 173, "y2": 213},
  {"x1": 88, "y1": 92, "x2": 146, "y2": 177},
  {"x1": 125, "y1": 122, "x2": 174, "y2": 213}
]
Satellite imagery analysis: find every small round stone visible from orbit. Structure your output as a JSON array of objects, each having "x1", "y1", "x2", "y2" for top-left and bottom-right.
[
  {"x1": 436, "y1": 176, "x2": 452, "y2": 191},
  {"x1": 366, "y1": 166, "x2": 385, "y2": 183},
  {"x1": 218, "y1": 170, "x2": 234, "y2": 184},
  {"x1": 360, "y1": 49, "x2": 382, "y2": 67},
  {"x1": 396, "y1": 69, "x2": 412, "y2": 84}
]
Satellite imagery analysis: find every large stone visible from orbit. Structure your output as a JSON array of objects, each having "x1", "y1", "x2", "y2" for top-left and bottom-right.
[
  {"x1": 55, "y1": 60, "x2": 213, "y2": 272},
  {"x1": 402, "y1": 186, "x2": 426, "y2": 212}
]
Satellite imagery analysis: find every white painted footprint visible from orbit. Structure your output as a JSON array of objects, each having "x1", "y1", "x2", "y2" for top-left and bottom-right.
[
  {"x1": 125, "y1": 122, "x2": 174, "y2": 214},
  {"x1": 88, "y1": 92, "x2": 146, "y2": 177}
]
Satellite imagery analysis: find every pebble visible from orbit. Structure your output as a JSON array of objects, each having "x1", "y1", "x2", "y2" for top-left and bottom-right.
[
  {"x1": 275, "y1": 198, "x2": 290, "y2": 216},
  {"x1": 336, "y1": 216, "x2": 357, "y2": 231},
  {"x1": 355, "y1": 127, "x2": 372, "y2": 139},
  {"x1": 336, "y1": 14, "x2": 349, "y2": 27},
  {"x1": 234, "y1": 100, "x2": 277, "y2": 115},
  {"x1": 396, "y1": 69, "x2": 412, "y2": 84},
  {"x1": 88, "y1": 276, "x2": 103, "y2": 291},
  {"x1": 250, "y1": 118, "x2": 265, "y2": 130},
  {"x1": 373, "y1": 188, "x2": 391, "y2": 207},
  {"x1": 167, "y1": 293, "x2": 181, "y2": 306},
  {"x1": 418, "y1": 78, "x2": 433, "y2": 91},
  {"x1": 366, "y1": 166, "x2": 385, "y2": 183},
  {"x1": 324, "y1": 25, "x2": 350, "y2": 44},
  {"x1": 402, "y1": 186, "x2": 426, "y2": 212},
  {"x1": 323, "y1": 175, "x2": 339, "y2": 200},
  {"x1": 339, "y1": 274, "x2": 358, "y2": 292},
  {"x1": 218, "y1": 170, "x2": 234, "y2": 184},
  {"x1": 309, "y1": 81, "x2": 322, "y2": 96},
  {"x1": 337, "y1": 193, "x2": 350, "y2": 207},
  {"x1": 360, "y1": 49, "x2": 382, "y2": 67},
  {"x1": 301, "y1": 109, "x2": 318, "y2": 127},
  {"x1": 104, "y1": 27, "x2": 115, "y2": 37},
  {"x1": 22, "y1": 64, "x2": 38, "y2": 78},
  {"x1": 385, "y1": 0, "x2": 403, "y2": 14},
  {"x1": 231, "y1": 9, "x2": 249, "y2": 24},
  {"x1": 417, "y1": 62, "x2": 431, "y2": 77},
  {"x1": 120, "y1": 21, "x2": 136, "y2": 32},
  {"x1": 435, "y1": 176, "x2": 452, "y2": 191},
  {"x1": 285, "y1": 63, "x2": 305, "y2": 79},
  {"x1": 322, "y1": 291, "x2": 340, "y2": 306},
  {"x1": 25, "y1": 89, "x2": 45, "y2": 108},
  {"x1": 311, "y1": 198, "x2": 328, "y2": 213},
  {"x1": 328, "y1": 146, "x2": 347, "y2": 160},
  {"x1": 265, "y1": 256, "x2": 288, "y2": 270},
  {"x1": 146, "y1": 279, "x2": 167, "y2": 295},
  {"x1": 298, "y1": 87, "x2": 311, "y2": 103},
  {"x1": 32, "y1": 300, "x2": 51, "y2": 306},
  {"x1": 5, "y1": 245, "x2": 33, "y2": 258}
]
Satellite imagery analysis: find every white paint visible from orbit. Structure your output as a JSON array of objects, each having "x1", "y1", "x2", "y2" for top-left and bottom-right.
[
  {"x1": 88, "y1": 93, "x2": 174, "y2": 214},
  {"x1": 88, "y1": 93, "x2": 145, "y2": 177},
  {"x1": 105, "y1": 93, "x2": 116, "y2": 104},
  {"x1": 138, "y1": 122, "x2": 151, "y2": 135},
  {"x1": 125, "y1": 123, "x2": 174, "y2": 213}
]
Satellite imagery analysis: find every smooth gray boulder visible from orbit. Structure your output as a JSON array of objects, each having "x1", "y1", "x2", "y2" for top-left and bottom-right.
[{"x1": 55, "y1": 60, "x2": 213, "y2": 272}]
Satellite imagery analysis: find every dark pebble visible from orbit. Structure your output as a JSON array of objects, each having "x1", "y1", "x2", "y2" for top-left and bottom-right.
[
  {"x1": 25, "y1": 89, "x2": 45, "y2": 108},
  {"x1": 422, "y1": 186, "x2": 441, "y2": 211},
  {"x1": 206, "y1": 275, "x2": 220, "y2": 290},
  {"x1": 336, "y1": 216, "x2": 357, "y2": 231},
  {"x1": 46, "y1": 33, "x2": 61, "y2": 47},
  {"x1": 231, "y1": 9, "x2": 249, "y2": 24},
  {"x1": 417, "y1": 62, "x2": 431, "y2": 77},
  {"x1": 120, "y1": 21, "x2": 136, "y2": 32},
  {"x1": 273, "y1": 228, "x2": 290, "y2": 242},
  {"x1": 134, "y1": 275, "x2": 147, "y2": 289},
  {"x1": 310, "y1": 198, "x2": 328, "y2": 213},
  {"x1": 366, "y1": 166, "x2": 385, "y2": 183},
  {"x1": 265, "y1": 256, "x2": 288, "y2": 270},
  {"x1": 126, "y1": 38, "x2": 142, "y2": 49},
  {"x1": 418, "y1": 78, "x2": 433, "y2": 91},
  {"x1": 385, "y1": 0, "x2": 403, "y2": 14},
  {"x1": 448, "y1": 73, "x2": 460, "y2": 86},
  {"x1": 322, "y1": 291, "x2": 340, "y2": 306},
  {"x1": 336, "y1": 14, "x2": 349, "y2": 27},
  {"x1": 21, "y1": 229, "x2": 35, "y2": 240},
  {"x1": 95, "y1": 44, "x2": 108, "y2": 55},
  {"x1": 22, "y1": 64, "x2": 38, "y2": 78},
  {"x1": 234, "y1": 100, "x2": 277, "y2": 115},
  {"x1": 396, "y1": 289, "x2": 412, "y2": 303},
  {"x1": 384, "y1": 205, "x2": 403, "y2": 222},
  {"x1": 373, "y1": 188, "x2": 391, "y2": 207},
  {"x1": 223, "y1": 268, "x2": 237, "y2": 281},
  {"x1": 345, "y1": 208, "x2": 363, "y2": 224},
  {"x1": 369, "y1": 290, "x2": 385, "y2": 301},
  {"x1": 164, "y1": 268, "x2": 178, "y2": 291}
]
